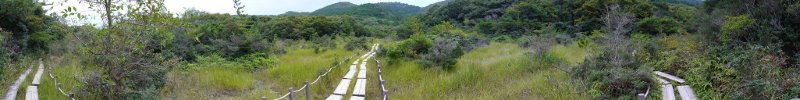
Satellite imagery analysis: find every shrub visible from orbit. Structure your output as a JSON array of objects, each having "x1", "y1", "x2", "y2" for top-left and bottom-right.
[
  {"x1": 420, "y1": 37, "x2": 464, "y2": 70},
  {"x1": 344, "y1": 37, "x2": 369, "y2": 51},
  {"x1": 636, "y1": 17, "x2": 680, "y2": 34}
]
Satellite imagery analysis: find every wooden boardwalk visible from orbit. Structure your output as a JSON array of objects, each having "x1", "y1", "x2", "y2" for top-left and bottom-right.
[
  {"x1": 26, "y1": 60, "x2": 45, "y2": 100},
  {"x1": 3, "y1": 64, "x2": 33, "y2": 100},
  {"x1": 327, "y1": 44, "x2": 378, "y2": 100},
  {"x1": 648, "y1": 71, "x2": 696, "y2": 100}
]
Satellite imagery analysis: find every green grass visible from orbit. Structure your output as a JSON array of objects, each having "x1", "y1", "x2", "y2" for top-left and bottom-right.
[
  {"x1": 0, "y1": 57, "x2": 35, "y2": 97},
  {"x1": 549, "y1": 43, "x2": 590, "y2": 66},
  {"x1": 38, "y1": 55, "x2": 94, "y2": 99},
  {"x1": 378, "y1": 42, "x2": 588, "y2": 99},
  {"x1": 159, "y1": 40, "x2": 359, "y2": 99}
]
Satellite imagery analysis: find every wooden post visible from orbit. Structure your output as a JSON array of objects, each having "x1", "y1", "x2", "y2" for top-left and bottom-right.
[
  {"x1": 305, "y1": 81, "x2": 310, "y2": 100},
  {"x1": 69, "y1": 92, "x2": 74, "y2": 99},
  {"x1": 384, "y1": 89, "x2": 389, "y2": 100},
  {"x1": 380, "y1": 80, "x2": 385, "y2": 98},
  {"x1": 261, "y1": 96, "x2": 266, "y2": 100},
  {"x1": 288, "y1": 88, "x2": 294, "y2": 100},
  {"x1": 637, "y1": 93, "x2": 645, "y2": 100},
  {"x1": 319, "y1": 74, "x2": 323, "y2": 94}
]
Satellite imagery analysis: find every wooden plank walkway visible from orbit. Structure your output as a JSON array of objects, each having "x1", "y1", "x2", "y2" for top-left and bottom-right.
[
  {"x1": 25, "y1": 60, "x2": 45, "y2": 100},
  {"x1": 3, "y1": 65, "x2": 33, "y2": 100},
  {"x1": 332, "y1": 79, "x2": 352, "y2": 95},
  {"x1": 326, "y1": 44, "x2": 379, "y2": 100},
  {"x1": 677, "y1": 85, "x2": 697, "y2": 100},
  {"x1": 647, "y1": 71, "x2": 697, "y2": 100},
  {"x1": 351, "y1": 45, "x2": 377, "y2": 98},
  {"x1": 31, "y1": 61, "x2": 44, "y2": 86},
  {"x1": 656, "y1": 77, "x2": 676, "y2": 100},
  {"x1": 24, "y1": 86, "x2": 37, "y2": 100},
  {"x1": 654, "y1": 71, "x2": 685, "y2": 83}
]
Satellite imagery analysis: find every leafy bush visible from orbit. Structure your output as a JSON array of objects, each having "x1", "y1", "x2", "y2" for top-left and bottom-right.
[
  {"x1": 344, "y1": 37, "x2": 369, "y2": 51},
  {"x1": 573, "y1": 52, "x2": 652, "y2": 99},
  {"x1": 636, "y1": 17, "x2": 680, "y2": 34},
  {"x1": 386, "y1": 34, "x2": 432, "y2": 59},
  {"x1": 419, "y1": 37, "x2": 464, "y2": 70}
]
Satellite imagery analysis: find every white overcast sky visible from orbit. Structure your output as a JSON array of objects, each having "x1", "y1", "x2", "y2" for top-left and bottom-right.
[{"x1": 44, "y1": 0, "x2": 443, "y2": 26}]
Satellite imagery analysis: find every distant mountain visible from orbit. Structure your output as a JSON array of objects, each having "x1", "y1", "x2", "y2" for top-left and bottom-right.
[
  {"x1": 423, "y1": 0, "x2": 453, "y2": 10},
  {"x1": 310, "y1": 2, "x2": 359, "y2": 16},
  {"x1": 279, "y1": 2, "x2": 422, "y2": 20},
  {"x1": 281, "y1": 11, "x2": 310, "y2": 16},
  {"x1": 373, "y1": 2, "x2": 423, "y2": 17}
]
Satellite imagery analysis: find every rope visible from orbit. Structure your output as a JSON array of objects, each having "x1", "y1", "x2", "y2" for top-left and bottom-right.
[
  {"x1": 47, "y1": 62, "x2": 76, "y2": 100},
  {"x1": 273, "y1": 43, "x2": 381, "y2": 100},
  {"x1": 272, "y1": 53, "x2": 358, "y2": 100}
]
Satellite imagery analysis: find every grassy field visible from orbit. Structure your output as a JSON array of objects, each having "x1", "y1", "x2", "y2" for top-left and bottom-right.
[
  {"x1": 159, "y1": 40, "x2": 359, "y2": 99},
  {"x1": 0, "y1": 57, "x2": 35, "y2": 97},
  {"x1": 376, "y1": 42, "x2": 590, "y2": 99}
]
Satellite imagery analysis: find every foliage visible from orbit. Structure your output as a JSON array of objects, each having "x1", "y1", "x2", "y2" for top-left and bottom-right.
[
  {"x1": 300, "y1": 2, "x2": 422, "y2": 20},
  {"x1": 636, "y1": 17, "x2": 680, "y2": 34},
  {"x1": 719, "y1": 15, "x2": 754, "y2": 44}
]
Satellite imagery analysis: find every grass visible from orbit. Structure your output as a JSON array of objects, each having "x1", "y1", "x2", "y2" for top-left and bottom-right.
[
  {"x1": 378, "y1": 42, "x2": 589, "y2": 99},
  {"x1": 0, "y1": 57, "x2": 35, "y2": 97},
  {"x1": 159, "y1": 40, "x2": 359, "y2": 99},
  {"x1": 549, "y1": 43, "x2": 590, "y2": 66},
  {"x1": 38, "y1": 55, "x2": 94, "y2": 99}
]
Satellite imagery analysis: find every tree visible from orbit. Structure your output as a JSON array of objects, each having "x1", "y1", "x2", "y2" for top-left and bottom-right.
[{"x1": 233, "y1": 0, "x2": 245, "y2": 16}]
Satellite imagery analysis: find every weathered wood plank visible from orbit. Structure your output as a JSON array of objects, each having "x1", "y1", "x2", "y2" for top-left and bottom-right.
[
  {"x1": 326, "y1": 94, "x2": 343, "y2": 100},
  {"x1": 654, "y1": 71, "x2": 686, "y2": 83},
  {"x1": 661, "y1": 84, "x2": 676, "y2": 100},
  {"x1": 4, "y1": 65, "x2": 33, "y2": 100},
  {"x1": 343, "y1": 70, "x2": 356, "y2": 79},
  {"x1": 24, "y1": 86, "x2": 38, "y2": 100},
  {"x1": 349, "y1": 96, "x2": 364, "y2": 100},
  {"x1": 677, "y1": 85, "x2": 698, "y2": 100},
  {"x1": 357, "y1": 69, "x2": 366, "y2": 79},
  {"x1": 352, "y1": 79, "x2": 366, "y2": 96},
  {"x1": 31, "y1": 62, "x2": 44, "y2": 86},
  {"x1": 655, "y1": 77, "x2": 670, "y2": 85},
  {"x1": 332, "y1": 79, "x2": 352, "y2": 95}
]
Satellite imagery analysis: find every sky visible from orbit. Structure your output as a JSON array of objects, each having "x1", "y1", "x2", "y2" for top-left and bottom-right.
[{"x1": 44, "y1": 0, "x2": 443, "y2": 27}]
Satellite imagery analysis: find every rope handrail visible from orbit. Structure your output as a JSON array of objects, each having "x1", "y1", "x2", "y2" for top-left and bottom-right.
[
  {"x1": 46, "y1": 61, "x2": 76, "y2": 100},
  {"x1": 272, "y1": 53, "x2": 358, "y2": 100},
  {"x1": 374, "y1": 55, "x2": 388, "y2": 100}
]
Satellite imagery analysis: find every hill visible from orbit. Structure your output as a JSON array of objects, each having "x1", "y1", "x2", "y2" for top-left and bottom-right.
[{"x1": 280, "y1": 2, "x2": 422, "y2": 20}]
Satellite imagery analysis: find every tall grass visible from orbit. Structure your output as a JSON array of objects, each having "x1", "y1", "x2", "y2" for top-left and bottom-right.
[
  {"x1": 159, "y1": 40, "x2": 357, "y2": 99},
  {"x1": 378, "y1": 42, "x2": 588, "y2": 99}
]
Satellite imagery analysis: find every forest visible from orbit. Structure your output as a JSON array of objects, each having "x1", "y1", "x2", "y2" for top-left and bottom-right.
[{"x1": 0, "y1": 0, "x2": 799, "y2": 99}]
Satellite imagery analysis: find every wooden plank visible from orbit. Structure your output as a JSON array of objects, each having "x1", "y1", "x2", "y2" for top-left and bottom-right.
[
  {"x1": 352, "y1": 79, "x2": 366, "y2": 96},
  {"x1": 360, "y1": 62, "x2": 367, "y2": 70},
  {"x1": 31, "y1": 62, "x2": 44, "y2": 86},
  {"x1": 357, "y1": 70, "x2": 366, "y2": 79},
  {"x1": 332, "y1": 79, "x2": 352, "y2": 95},
  {"x1": 661, "y1": 84, "x2": 676, "y2": 100},
  {"x1": 349, "y1": 96, "x2": 365, "y2": 100},
  {"x1": 677, "y1": 85, "x2": 698, "y2": 100},
  {"x1": 655, "y1": 77, "x2": 670, "y2": 85},
  {"x1": 326, "y1": 94, "x2": 343, "y2": 100},
  {"x1": 654, "y1": 71, "x2": 686, "y2": 83},
  {"x1": 24, "y1": 86, "x2": 38, "y2": 100},
  {"x1": 349, "y1": 65, "x2": 357, "y2": 70},
  {"x1": 343, "y1": 70, "x2": 356, "y2": 79},
  {"x1": 4, "y1": 65, "x2": 33, "y2": 100}
]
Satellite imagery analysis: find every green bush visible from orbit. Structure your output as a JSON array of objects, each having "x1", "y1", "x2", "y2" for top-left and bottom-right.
[
  {"x1": 344, "y1": 37, "x2": 369, "y2": 51},
  {"x1": 387, "y1": 34, "x2": 433, "y2": 59},
  {"x1": 573, "y1": 52, "x2": 652, "y2": 99},
  {"x1": 636, "y1": 17, "x2": 680, "y2": 34}
]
